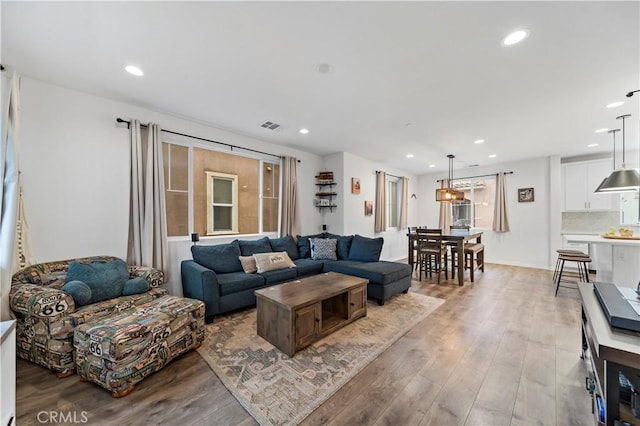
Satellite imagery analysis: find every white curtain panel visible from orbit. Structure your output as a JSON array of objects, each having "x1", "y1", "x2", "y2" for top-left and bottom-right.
[
  {"x1": 493, "y1": 173, "x2": 510, "y2": 232},
  {"x1": 15, "y1": 176, "x2": 36, "y2": 271},
  {"x1": 438, "y1": 179, "x2": 452, "y2": 231},
  {"x1": 127, "y1": 121, "x2": 168, "y2": 280},
  {"x1": 279, "y1": 156, "x2": 300, "y2": 237},
  {"x1": 398, "y1": 176, "x2": 409, "y2": 229},
  {"x1": 0, "y1": 71, "x2": 20, "y2": 321},
  {"x1": 374, "y1": 171, "x2": 386, "y2": 233}
]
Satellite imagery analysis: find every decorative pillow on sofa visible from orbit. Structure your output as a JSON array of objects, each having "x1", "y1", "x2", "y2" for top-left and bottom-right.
[
  {"x1": 296, "y1": 233, "x2": 324, "y2": 259},
  {"x1": 238, "y1": 237, "x2": 272, "y2": 256},
  {"x1": 253, "y1": 252, "x2": 296, "y2": 274},
  {"x1": 64, "y1": 259, "x2": 129, "y2": 305},
  {"x1": 122, "y1": 277, "x2": 150, "y2": 296},
  {"x1": 269, "y1": 235, "x2": 300, "y2": 260},
  {"x1": 239, "y1": 255, "x2": 258, "y2": 274},
  {"x1": 348, "y1": 234, "x2": 384, "y2": 262},
  {"x1": 191, "y1": 242, "x2": 243, "y2": 274},
  {"x1": 310, "y1": 238, "x2": 338, "y2": 261}
]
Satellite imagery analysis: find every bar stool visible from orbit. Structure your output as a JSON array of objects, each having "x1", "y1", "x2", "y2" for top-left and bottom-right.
[
  {"x1": 554, "y1": 251, "x2": 592, "y2": 296},
  {"x1": 553, "y1": 249, "x2": 585, "y2": 284}
]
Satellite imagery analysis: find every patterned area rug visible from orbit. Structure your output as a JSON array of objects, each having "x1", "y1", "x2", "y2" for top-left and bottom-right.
[{"x1": 197, "y1": 292, "x2": 444, "y2": 426}]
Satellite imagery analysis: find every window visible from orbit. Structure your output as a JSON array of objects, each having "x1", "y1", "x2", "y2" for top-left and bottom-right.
[
  {"x1": 451, "y1": 178, "x2": 495, "y2": 228},
  {"x1": 162, "y1": 142, "x2": 281, "y2": 237},
  {"x1": 206, "y1": 171, "x2": 238, "y2": 234},
  {"x1": 387, "y1": 177, "x2": 399, "y2": 228}
]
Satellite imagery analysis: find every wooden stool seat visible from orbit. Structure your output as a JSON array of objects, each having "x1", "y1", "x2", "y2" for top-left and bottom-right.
[{"x1": 554, "y1": 252, "x2": 591, "y2": 296}]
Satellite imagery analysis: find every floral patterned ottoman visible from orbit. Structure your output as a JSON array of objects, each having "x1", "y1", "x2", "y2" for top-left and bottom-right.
[{"x1": 74, "y1": 295, "x2": 205, "y2": 397}]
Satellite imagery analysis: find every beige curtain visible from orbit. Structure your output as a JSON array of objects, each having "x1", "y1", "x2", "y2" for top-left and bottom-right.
[
  {"x1": 279, "y1": 156, "x2": 300, "y2": 237},
  {"x1": 127, "y1": 120, "x2": 168, "y2": 279},
  {"x1": 374, "y1": 171, "x2": 386, "y2": 233},
  {"x1": 398, "y1": 176, "x2": 409, "y2": 229},
  {"x1": 438, "y1": 179, "x2": 452, "y2": 231},
  {"x1": 493, "y1": 173, "x2": 510, "y2": 232}
]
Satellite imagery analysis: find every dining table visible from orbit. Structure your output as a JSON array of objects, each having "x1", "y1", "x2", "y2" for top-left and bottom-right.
[{"x1": 407, "y1": 230, "x2": 483, "y2": 286}]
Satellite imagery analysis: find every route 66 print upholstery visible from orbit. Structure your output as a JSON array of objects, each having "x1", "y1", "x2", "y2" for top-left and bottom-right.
[{"x1": 9, "y1": 256, "x2": 166, "y2": 377}]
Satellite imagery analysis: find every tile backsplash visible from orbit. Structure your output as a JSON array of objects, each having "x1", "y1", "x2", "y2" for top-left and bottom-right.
[{"x1": 562, "y1": 211, "x2": 627, "y2": 233}]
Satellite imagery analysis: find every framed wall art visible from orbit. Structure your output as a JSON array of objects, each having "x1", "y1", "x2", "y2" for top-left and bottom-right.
[
  {"x1": 352, "y1": 178, "x2": 361, "y2": 194},
  {"x1": 364, "y1": 200, "x2": 373, "y2": 216},
  {"x1": 518, "y1": 187, "x2": 534, "y2": 202}
]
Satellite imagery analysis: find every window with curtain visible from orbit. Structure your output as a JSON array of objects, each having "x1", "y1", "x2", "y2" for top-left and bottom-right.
[
  {"x1": 162, "y1": 142, "x2": 280, "y2": 237},
  {"x1": 451, "y1": 178, "x2": 496, "y2": 228},
  {"x1": 386, "y1": 177, "x2": 399, "y2": 228}
]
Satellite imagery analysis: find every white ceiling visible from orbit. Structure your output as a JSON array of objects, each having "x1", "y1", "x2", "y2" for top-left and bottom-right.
[{"x1": 2, "y1": 1, "x2": 639, "y2": 175}]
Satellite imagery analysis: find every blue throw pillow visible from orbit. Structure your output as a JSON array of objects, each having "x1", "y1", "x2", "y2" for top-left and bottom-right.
[
  {"x1": 65, "y1": 259, "x2": 129, "y2": 304},
  {"x1": 192, "y1": 242, "x2": 243, "y2": 274},
  {"x1": 335, "y1": 235, "x2": 354, "y2": 260},
  {"x1": 238, "y1": 237, "x2": 272, "y2": 256},
  {"x1": 269, "y1": 235, "x2": 300, "y2": 260},
  {"x1": 62, "y1": 280, "x2": 92, "y2": 307},
  {"x1": 122, "y1": 277, "x2": 150, "y2": 296},
  {"x1": 348, "y1": 234, "x2": 384, "y2": 262},
  {"x1": 296, "y1": 233, "x2": 324, "y2": 259}
]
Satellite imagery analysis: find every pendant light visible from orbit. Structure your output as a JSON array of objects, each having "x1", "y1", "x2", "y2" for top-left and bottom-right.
[
  {"x1": 435, "y1": 154, "x2": 465, "y2": 202},
  {"x1": 594, "y1": 129, "x2": 619, "y2": 193},
  {"x1": 598, "y1": 114, "x2": 640, "y2": 192}
]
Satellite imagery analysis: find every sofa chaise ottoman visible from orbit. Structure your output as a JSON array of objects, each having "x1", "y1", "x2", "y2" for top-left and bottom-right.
[{"x1": 74, "y1": 295, "x2": 205, "y2": 397}]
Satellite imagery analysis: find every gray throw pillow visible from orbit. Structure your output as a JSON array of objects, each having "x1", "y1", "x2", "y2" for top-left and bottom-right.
[
  {"x1": 310, "y1": 238, "x2": 337, "y2": 261},
  {"x1": 253, "y1": 252, "x2": 296, "y2": 273}
]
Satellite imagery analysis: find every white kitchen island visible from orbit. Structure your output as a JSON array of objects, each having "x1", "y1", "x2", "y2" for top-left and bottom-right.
[{"x1": 564, "y1": 234, "x2": 640, "y2": 288}]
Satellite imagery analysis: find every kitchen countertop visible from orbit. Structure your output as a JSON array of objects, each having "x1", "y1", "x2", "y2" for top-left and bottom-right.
[{"x1": 564, "y1": 234, "x2": 640, "y2": 246}]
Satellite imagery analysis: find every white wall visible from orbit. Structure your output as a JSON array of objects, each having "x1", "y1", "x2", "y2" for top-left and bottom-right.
[
  {"x1": 325, "y1": 152, "x2": 418, "y2": 261},
  {"x1": 418, "y1": 157, "x2": 553, "y2": 269},
  {"x1": 19, "y1": 77, "x2": 323, "y2": 295}
]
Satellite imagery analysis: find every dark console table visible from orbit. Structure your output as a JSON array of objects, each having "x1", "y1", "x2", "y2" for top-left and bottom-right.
[{"x1": 578, "y1": 282, "x2": 640, "y2": 426}]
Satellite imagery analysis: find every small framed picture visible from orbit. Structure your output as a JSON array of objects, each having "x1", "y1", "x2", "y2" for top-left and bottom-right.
[
  {"x1": 364, "y1": 200, "x2": 373, "y2": 216},
  {"x1": 518, "y1": 187, "x2": 534, "y2": 202},
  {"x1": 352, "y1": 178, "x2": 361, "y2": 194}
]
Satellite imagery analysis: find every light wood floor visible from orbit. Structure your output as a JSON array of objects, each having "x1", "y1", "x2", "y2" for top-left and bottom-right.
[{"x1": 15, "y1": 263, "x2": 593, "y2": 425}]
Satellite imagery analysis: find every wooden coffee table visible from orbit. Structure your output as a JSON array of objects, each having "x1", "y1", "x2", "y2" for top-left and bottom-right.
[{"x1": 255, "y1": 272, "x2": 368, "y2": 357}]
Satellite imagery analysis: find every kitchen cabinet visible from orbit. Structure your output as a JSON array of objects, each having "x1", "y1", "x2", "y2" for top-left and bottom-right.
[{"x1": 563, "y1": 159, "x2": 615, "y2": 211}]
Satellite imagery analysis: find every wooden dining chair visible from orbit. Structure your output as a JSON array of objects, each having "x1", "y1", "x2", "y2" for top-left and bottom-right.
[
  {"x1": 415, "y1": 228, "x2": 448, "y2": 283},
  {"x1": 449, "y1": 225, "x2": 485, "y2": 282}
]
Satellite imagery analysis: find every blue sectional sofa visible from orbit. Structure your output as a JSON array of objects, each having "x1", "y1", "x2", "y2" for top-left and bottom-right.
[{"x1": 181, "y1": 233, "x2": 412, "y2": 323}]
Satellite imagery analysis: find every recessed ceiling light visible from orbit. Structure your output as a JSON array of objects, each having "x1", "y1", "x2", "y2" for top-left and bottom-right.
[
  {"x1": 595, "y1": 128, "x2": 609, "y2": 133},
  {"x1": 406, "y1": 154, "x2": 414, "y2": 158},
  {"x1": 587, "y1": 143, "x2": 599, "y2": 147},
  {"x1": 125, "y1": 65, "x2": 144, "y2": 76},
  {"x1": 488, "y1": 154, "x2": 497, "y2": 158},
  {"x1": 474, "y1": 139, "x2": 485, "y2": 144},
  {"x1": 316, "y1": 63, "x2": 332, "y2": 74},
  {"x1": 502, "y1": 30, "x2": 528, "y2": 46},
  {"x1": 428, "y1": 164, "x2": 435, "y2": 168},
  {"x1": 606, "y1": 101, "x2": 625, "y2": 108},
  {"x1": 299, "y1": 128, "x2": 309, "y2": 134}
]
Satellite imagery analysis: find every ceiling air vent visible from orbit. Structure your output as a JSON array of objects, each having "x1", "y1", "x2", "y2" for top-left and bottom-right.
[{"x1": 260, "y1": 121, "x2": 281, "y2": 130}]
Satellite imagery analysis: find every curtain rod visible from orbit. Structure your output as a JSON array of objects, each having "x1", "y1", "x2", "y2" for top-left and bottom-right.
[
  {"x1": 376, "y1": 170, "x2": 403, "y2": 179},
  {"x1": 436, "y1": 171, "x2": 513, "y2": 183},
  {"x1": 116, "y1": 118, "x2": 296, "y2": 162}
]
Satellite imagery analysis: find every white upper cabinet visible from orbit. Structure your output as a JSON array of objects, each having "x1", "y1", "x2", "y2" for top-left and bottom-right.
[{"x1": 562, "y1": 159, "x2": 615, "y2": 211}]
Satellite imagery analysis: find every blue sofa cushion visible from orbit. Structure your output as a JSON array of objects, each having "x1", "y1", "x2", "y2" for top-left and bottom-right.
[
  {"x1": 296, "y1": 233, "x2": 324, "y2": 259},
  {"x1": 269, "y1": 235, "x2": 300, "y2": 260},
  {"x1": 323, "y1": 233, "x2": 353, "y2": 260},
  {"x1": 217, "y1": 272, "x2": 266, "y2": 296},
  {"x1": 259, "y1": 268, "x2": 298, "y2": 285},
  {"x1": 348, "y1": 234, "x2": 384, "y2": 262},
  {"x1": 324, "y1": 260, "x2": 411, "y2": 285},
  {"x1": 192, "y1": 242, "x2": 243, "y2": 274},
  {"x1": 62, "y1": 280, "x2": 92, "y2": 306},
  {"x1": 293, "y1": 258, "x2": 325, "y2": 277},
  {"x1": 238, "y1": 237, "x2": 272, "y2": 256},
  {"x1": 65, "y1": 259, "x2": 129, "y2": 304}
]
